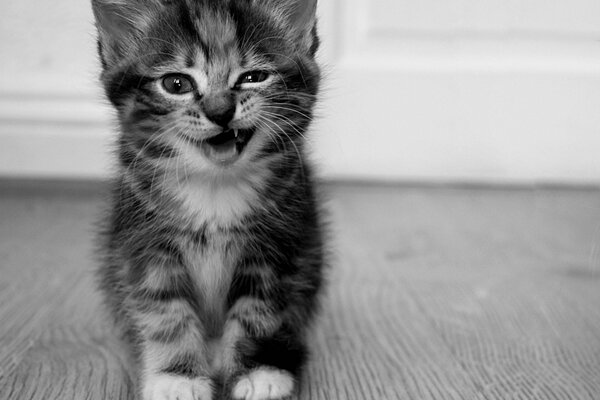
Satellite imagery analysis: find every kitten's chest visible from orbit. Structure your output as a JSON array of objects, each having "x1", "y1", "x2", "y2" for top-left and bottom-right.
[
  {"x1": 176, "y1": 173, "x2": 263, "y2": 228},
  {"x1": 187, "y1": 233, "x2": 237, "y2": 335}
]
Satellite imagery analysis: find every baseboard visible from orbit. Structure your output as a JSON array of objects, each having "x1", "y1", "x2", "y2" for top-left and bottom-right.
[{"x1": 0, "y1": 91, "x2": 114, "y2": 180}]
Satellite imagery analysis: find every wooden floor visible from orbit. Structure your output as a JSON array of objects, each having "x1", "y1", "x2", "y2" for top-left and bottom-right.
[{"x1": 1, "y1": 181, "x2": 599, "y2": 400}]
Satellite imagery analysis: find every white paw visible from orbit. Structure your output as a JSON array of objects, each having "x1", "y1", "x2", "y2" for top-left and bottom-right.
[
  {"x1": 232, "y1": 368, "x2": 294, "y2": 400},
  {"x1": 142, "y1": 374, "x2": 213, "y2": 400}
]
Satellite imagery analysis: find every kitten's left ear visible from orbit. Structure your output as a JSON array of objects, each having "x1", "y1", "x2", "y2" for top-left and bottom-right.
[
  {"x1": 287, "y1": 0, "x2": 317, "y2": 29},
  {"x1": 260, "y1": 0, "x2": 319, "y2": 53},
  {"x1": 288, "y1": 0, "x2": 318, "y2": 51}
]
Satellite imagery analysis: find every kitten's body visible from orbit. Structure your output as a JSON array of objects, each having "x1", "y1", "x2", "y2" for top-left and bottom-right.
[{"x1": 92, "y1": 1, "x2": 325, "y2": 399}]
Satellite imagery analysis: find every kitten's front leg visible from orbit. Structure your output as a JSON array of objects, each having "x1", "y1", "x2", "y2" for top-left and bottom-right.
[
  {"x1": 127, "y1": 258, "x2": 213, "y2": 400},
  {"x1": 221, "y1": 270, "x2": 309, "y2": 400}
]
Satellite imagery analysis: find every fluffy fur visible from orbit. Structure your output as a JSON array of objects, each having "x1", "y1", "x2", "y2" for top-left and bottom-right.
[{"x1": 92, "y1": 1, "x2": 325, "y2": 399}]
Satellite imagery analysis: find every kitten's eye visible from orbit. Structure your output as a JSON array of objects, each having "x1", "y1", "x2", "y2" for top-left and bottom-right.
[
  {"x1": 236, "y1": 71, "x2": 270, "y2": 86},
  {"x1": 161, "y1": 74, "x2": 195, "y2": 95}
]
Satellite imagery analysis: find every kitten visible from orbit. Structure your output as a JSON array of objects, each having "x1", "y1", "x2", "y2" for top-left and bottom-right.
[{"x1": 91, "y1": 1, "x2": 325, "y2": 399}]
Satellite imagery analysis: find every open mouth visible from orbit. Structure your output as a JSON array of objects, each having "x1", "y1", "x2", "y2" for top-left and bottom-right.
[{"x1": 196, "y1": 128, "x2": 255, "y2": 165}]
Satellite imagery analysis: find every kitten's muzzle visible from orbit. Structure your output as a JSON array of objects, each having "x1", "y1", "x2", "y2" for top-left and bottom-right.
[
  {"x1": 196, "y1": 128, "x2": 255, "y2": 166},
  {"x1": 202, "y1": 92, "x2": 235, "y2": 128}
]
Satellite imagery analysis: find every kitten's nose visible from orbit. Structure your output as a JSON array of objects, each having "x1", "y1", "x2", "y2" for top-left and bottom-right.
[{"x1": 202, "y1": 92, "x2": 236, "y2": 128}]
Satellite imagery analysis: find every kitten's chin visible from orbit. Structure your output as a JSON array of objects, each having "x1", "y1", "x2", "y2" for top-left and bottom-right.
[{"x1": 195, "y1": 128, "x2": 255, "y2": 167}]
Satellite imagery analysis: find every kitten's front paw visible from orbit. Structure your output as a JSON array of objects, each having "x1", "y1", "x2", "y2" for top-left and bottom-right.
[
  {"x1": 142, "y1": 374, "x2": 213, "y2": 400},
  {"x1": 232, "y1": 368, "x2": 294, "y2": 400}
]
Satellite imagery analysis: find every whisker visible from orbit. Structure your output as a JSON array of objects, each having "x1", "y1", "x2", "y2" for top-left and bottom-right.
[
  {"x1": 256, "y1": 115, "x2": 306, "y2": 180},
  {"x1": 148, "y1": 128, "x2": 182, "y2": 198},
  {"x1": 263, "y1": 104, "x2": 313, "y2": 121},
  {"x1": 260, "y1": 111, "x2": 307, "y2": 141},
  {"x1": 119, "y1": 120, "x2": 180, "y2": 198},
  {"x1": 112, "y1": 51, "x2": 176, "y2": 91},
  {"x1": 259, "y1": 52, "x2": 309, "y2": 89},
  {"x1": 255, "y1": 117, "x2": 287, "y2": 155}
]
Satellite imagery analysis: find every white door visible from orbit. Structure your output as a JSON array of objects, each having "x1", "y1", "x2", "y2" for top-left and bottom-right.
[
  {"x1": 1, "y1": 0, "x2": 600, "y2": 184},
  {"x1": 313, "y1": 0, "x2": 600, "y2": 184}
]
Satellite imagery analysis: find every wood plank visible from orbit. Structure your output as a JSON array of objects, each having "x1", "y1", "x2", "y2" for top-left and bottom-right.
[
  {"x1": 1, "y1": 182, "x2": 599, "y2": 399},
  {"x1": 327, "y1": 184, "x2": 600, "y2": 400},
  {"x1": 0, "y1": 187, "x2": 133, "y2": 400}
]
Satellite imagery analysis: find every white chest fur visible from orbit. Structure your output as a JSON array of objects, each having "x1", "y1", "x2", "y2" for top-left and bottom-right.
[
  {"x1": 174, "y1": 172, "x2": 263, "y2": 333},
  {"x1": 189, "y1": 238, "x2": 236, "y2": 334},
  {"x1": 174, "y1": 168, "x2": 269, "y2": 228}
]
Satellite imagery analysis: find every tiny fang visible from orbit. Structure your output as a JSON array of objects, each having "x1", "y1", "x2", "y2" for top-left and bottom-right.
[{"x1": 234, "y1": 129, "x2": 238, "y2": 138}]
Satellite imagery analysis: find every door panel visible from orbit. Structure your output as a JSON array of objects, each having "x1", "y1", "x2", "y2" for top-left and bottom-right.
[
  {"x1": 1, "y1": 0, "x2": 600, "y2": 183},
  {"x1": 313, "y1": 0, "x2": 600, "y2": 183}
]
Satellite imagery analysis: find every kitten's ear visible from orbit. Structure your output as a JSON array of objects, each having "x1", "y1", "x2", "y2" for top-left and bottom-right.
[
  {"x1": 286, "y1": 0, "x2": 318, "y2": 51},
  {"x1": 258, "y1": 0, "x2": 318, "y2": 53},
  {"x1": 286, "y1": 0, "x2": 317, "y2": 30},
  {"x1": 91, "y1": 0, "x2": 159, "y2": 67}
]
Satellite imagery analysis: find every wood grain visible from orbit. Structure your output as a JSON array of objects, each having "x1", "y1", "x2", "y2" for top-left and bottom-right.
[{"x1": 1, "y1": 181, "x2": 599, "y2": 399}]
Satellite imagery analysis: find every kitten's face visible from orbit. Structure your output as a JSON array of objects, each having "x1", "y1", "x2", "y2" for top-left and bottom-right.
[{"x1": 95, "y1": 0, "x2": 319, "y2": 176}]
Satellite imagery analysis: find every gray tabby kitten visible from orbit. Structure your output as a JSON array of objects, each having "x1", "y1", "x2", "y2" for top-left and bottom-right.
[{"x1": 91, "y1": 0, "x2": 326, "y2": 399}]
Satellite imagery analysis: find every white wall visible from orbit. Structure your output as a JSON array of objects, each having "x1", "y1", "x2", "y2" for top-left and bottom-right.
[
  {"x1": 1, "y1": 0, "x2": 600, "y2": 184},
  {"x1": 0, "y1": 0, "x2": 110, "y2": 179}
]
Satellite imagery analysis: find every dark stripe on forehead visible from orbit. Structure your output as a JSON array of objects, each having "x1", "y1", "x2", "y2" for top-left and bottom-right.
[{"x1": 177, "y1": 3, "x2": 211, "y2": 59}]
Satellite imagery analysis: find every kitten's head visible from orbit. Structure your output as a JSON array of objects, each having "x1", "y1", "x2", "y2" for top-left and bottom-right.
[{"x1": 92, "y1": 0, "x2": 319, "y2": 176}]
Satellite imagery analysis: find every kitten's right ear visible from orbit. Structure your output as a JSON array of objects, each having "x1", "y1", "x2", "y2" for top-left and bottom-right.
[{"x1": 91, "y1": 0, "x2": 157, "y2": 67}]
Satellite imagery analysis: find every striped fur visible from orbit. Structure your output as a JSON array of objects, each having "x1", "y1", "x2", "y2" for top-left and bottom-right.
[{"x1": 93, "y1": 1, "x2": 325, "y2": 399}]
